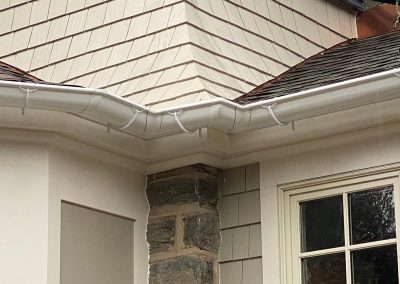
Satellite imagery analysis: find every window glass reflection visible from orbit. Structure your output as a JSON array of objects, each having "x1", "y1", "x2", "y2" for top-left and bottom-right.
[
  {"x1": 302, "y1": 253, "x2": 346, "y2": 284},
  {"x1": 349, "y1": 185, "x2": 396, "y2": 244},
  {"x1": 352, "y1": 245, "x2": 398, "y2": 284},
  {"x1": 300, "y1": 195, "x2": 344, "y2": 252}
]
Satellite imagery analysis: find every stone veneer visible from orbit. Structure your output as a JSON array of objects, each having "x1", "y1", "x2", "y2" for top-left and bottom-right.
[{"x1": 146, "y1": 164, "x2": 221, "y2": 284}]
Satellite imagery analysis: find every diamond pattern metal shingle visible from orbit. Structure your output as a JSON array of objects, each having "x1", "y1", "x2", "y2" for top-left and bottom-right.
[{"x1": 236, "y1": 31, "x2": 400, "y2": 104}]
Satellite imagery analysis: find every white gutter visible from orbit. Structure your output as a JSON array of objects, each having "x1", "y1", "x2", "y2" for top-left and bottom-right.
[{"x1": 0, "y1": 68, "x2": 400, "y2": 139}]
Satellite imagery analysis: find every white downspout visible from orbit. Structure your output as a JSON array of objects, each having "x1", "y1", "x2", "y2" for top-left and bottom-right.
[{"x1": 0, "y1": 68, "x2": 399, "y2": 139}]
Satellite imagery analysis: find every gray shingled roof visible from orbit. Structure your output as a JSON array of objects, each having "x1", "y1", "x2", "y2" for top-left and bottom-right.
[
  {"x1": 0, "y1": 61, "x2": 42, "y2": 83},
  {"x1": 236, "y1": 31, "x2": 400, "y2": 104}
]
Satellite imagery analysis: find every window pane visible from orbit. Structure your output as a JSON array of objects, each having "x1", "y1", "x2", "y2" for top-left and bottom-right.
[
  {"x1": 302, "y1": 253, "x2": 346, "y2": 284},
  {"x1": 300, "y1": 195, "x2": 344, "y2": 252},
  {"x1": 352, "y1": 245, "x2": 398, "y2": 284},
  {"x1": 349, "y1": 185, "x2": 396, "y2": 244}
]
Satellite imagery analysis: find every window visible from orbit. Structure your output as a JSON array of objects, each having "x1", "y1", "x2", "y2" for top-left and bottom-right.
[{"x1": 282, "y1": 169, "x2": 400, "y2": 284}]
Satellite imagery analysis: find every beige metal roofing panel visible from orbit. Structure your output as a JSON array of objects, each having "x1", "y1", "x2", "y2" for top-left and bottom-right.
[
  {"x1": 107, "y1": 42, "x2": 132, "y2": 66},
  {"x1": 129, "y1": 54, "x2": 158, "y2": 78},
  {"x1": 14, "y1": 49, "x2": 34, "y2": 71},
  {"x1": 29, "y1": 22, "x2": 50, "y2": 47},
  {"x1": 50, "y1": 59, "x2": 73, "y2": 82},
  {"x1": 145, "y1": 0, "x2": 164, "y2": 11},
  {"x1": 136, "y1": 71, "x2": 165, "y2": 91},
  {"x1": 195, "y1": 64, "x2": 253, "y2": 92},
  {"x1": 145, "y1": 91, "x2": 213, "y2": 109},
  {"x1": 30, "y1": 44, "x2": 52, "y2": 70},
  {"x1": 67, "y1": 54, "x2": 93, "y2": 79},
  {"x1": 11, "y1": 28, "x2": 32, "y2": 52},
  {"x1": 0, "y1": 9, "x2": 14, "y2": 34},
  {"x1": 126, "y1": 13, "x2": 151, "y2": 39},
  {"x1": 0, "y1": 0, "x2": 357, "y2": 107},
  {"x1": 66, "y1": 0, "x2": 86, "y2": 13},
  {"x1": 107, "y1": 20, "x2": 130, "y2": 46},
  {"x1": 47, "y1": 17, "x2": 68, "y2": 41},
  {"x1": 68, "y1": 32, "x2": 91, "y2": 58},
  {"x1": 85, "y1": 4, "x2": 107, "y2": 30},
  {"x1": 0, "y1": 1, "x2": 9, "y2": 10},
  {"x1": 87, "y1": 49, "x2": 113, "y2": 74},
  {"x1": 10, "y1": 0, "x2": 25, "y2": 6},
  {"x1": 107, "y1": 60, "x2": 138, "y2": 86},
  {"x1": 148, "y1": 29, "x2": 177, "y2": 53},
  {"x1": 30, "y1": 0, "x2": 51, "y2": 25},
  {"x1": 33, "y1": 65, "x2": 55, "y2": 82},
  {"x1": 86, "y1": 0, "x2": 105, "y2": 7},
  {"x1": 0, "y1": 33, "x2": 13, "y2": 56},
  {"x1": 238, "y1": 8, "x2": 260, "y2": 32},
  {"x1": 151, "y1": 47, "x2": 181, "y2": 71},
  {"x1": 147, "y1": 7, "x2": 173, "y2": 34},
  {"x1": 48, "y1": 0, "x2": 67, "y2": 18},
  {"x1": 168, "y1": 3, "x2": 187, "y2": 26},
  {"x1": 144, "y1": 77, "x2": 204, "y2": 102},
  {"x1": 123, "y1": 1, "x2": 145, "y2": 18},
  {"x1": 75, "y1": 72, "x2": 96, "y2": 87},
  {"x1": 265, "y1": 1, "x2": 284, "y2": 25},
  {"x1": 90, "y1": 67, "x2": 117, "y2": 88},
  {"x1": 155, "y1": 65, "x2": 187, "y2": 86},
  {"x1": 12, "y1": 4, "x2": 31, "y2": 31},
  {"x1": 223, "y1": 1, "x2": 245, "y2": 27},
  {"x1": 105, "y1": 0, "x2": 126, "y2": 24},
  {"x1": 87, "y1": 26, "x2": 111, "y2": 51},
  {"x1": 66, "y1": 10, "x2": 88, "y2": 36}
]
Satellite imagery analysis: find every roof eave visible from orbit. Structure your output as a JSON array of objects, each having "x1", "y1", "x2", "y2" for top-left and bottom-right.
[{"x1": 0, "y1": 68, "x2": 400, "y2": 138}]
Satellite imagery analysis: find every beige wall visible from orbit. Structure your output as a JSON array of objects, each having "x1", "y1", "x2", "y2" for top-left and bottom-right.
[
  {"x1": 48, "y1": 145, "x2": 148, "y2": 284},
  {"x1": 0, "y1": 0, "x2": 356, "y2": 108},
  {"x1": 0, "y1": 141, "x2": 49, "y2": 284},
  {"x1": 0, "y1": 133, "x2": 148, "y2": 284},
  {"x1": 219, "y1": 163, "x2": 263, "y2": 284},
  {"x1": 60, "y1": 202, "x2": 135, "y2": 284},
  {"x1": 260, "y1": 123, "x2": 400, "y2": 283}
]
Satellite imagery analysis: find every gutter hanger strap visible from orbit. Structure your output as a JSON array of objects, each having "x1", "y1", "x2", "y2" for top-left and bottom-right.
[
  {"x1": 168, "y1": 110, "x2": 198, "y2": 134},
  {"x1": 19, "y1": 83, "x2": 38, "y2": 115},
  {"x1": 263, "y1": 104, "x2": 295, "y2": 131},
  {"x1": 263, "y1": 104, "x2": 289, "y2": 126},
  {"x1": 107, "y1": 107, "x2": 143, "y2": 132}
]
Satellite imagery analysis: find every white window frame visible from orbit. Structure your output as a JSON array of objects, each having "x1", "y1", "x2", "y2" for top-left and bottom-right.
[{"x1": 279, "y1": 164, "x2": 400, "y2": 284}]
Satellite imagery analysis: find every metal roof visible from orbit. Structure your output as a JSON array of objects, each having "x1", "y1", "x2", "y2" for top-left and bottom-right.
[{"x1": 236, "y1": 30, "x2": 400, "y2": 104}]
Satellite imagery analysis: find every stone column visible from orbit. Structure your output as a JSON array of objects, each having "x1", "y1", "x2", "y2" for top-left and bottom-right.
[{"x1": 146, "y1": 164, "x2": 220, "y2": 284}]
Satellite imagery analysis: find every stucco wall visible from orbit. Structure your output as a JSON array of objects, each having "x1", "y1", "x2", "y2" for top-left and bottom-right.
[
  {"x1": 0, "y1": 134, "x2": 148, "y2": 284},
  {"x1": 48, "y1": 146, "x2": 148, "y2": 284},
  {"x1": 0, "y1": 141, "x2": 49, "y2": 284},
  {"x1": 0, "y1": 0, "x2": 356, "y2": 108},
  {"x1": 260, "y1": 123, "x2": 400, "y2": 283}
]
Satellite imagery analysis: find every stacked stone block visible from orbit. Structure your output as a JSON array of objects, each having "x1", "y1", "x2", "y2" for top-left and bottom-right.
[{"x1": 146, "y1": 164, "x2": 221, "y2": 284}]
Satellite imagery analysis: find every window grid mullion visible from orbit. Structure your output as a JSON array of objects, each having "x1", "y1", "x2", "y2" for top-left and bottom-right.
[
  {"x1": 343, "y1": 192, "x2": 352, "y2": 284},
  {"x1": 289, "y1": 174, "x2": 400, "y2": 284},
  {"x1": 392, "y1": 177, "x2": 400, "y2": 283},
  {"x1": 298, "y1": 238, "x2": 397, "y2": 259}
]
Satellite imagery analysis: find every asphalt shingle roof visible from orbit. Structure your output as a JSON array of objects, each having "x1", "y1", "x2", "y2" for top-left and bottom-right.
[
  {"x1": 236, "y1": 31, "x2": 400, "y2": 104},
  {"x1": 0, "y1": 61, "x2": 42, "y2": 83}
]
